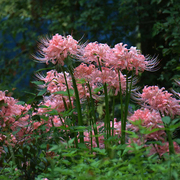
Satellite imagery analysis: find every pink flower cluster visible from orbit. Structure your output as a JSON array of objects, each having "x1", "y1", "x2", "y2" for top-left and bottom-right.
[
  {"x1": 34, "y1": 34, "x2": 80, "y2": 65},
  {"x1": 82, "y1": 42, "x2": 113, "y2": 66},
  {"x1": 33, "y1": 34, "x2": 160, "y2": 120},
  {"x1": 37, "y1": 63, "x2": 127, "y2": 111},
  {"x1": 34, "y1": 64, "x2": 127, "y2": 148},
  {"x1": 0, "y1": 90, "x2": 67, "y2": 157},
  {"x1": 34, "y1": 34, "x2": 159, "y2": 75},
  {"x1": 32, "y1": 115, "x2": 64, "y2": 131},
  {"x1": 149, "y1": 141, "x2": 180, "y2": 157},
  {"x1": 74, "y1": 63, "x2": 127, "y2": 96},
  {"x1": 128, "y1": 108, "x2": 165, "y2": 142},
  {"x1": 36, "y1": 70, "x2": 74, "y2": 113},
  {"x1": 81, "y1": 41, "x2": 158, "y2": 75},
  {"x1": 111, "y1": 44, "x2": 147, "y2": 75},
  {"x1": 129, "y1": 85, "x2": 180, "y2": 156},
  {"x1": 0, "y1": 91, "x2": 31, "y2": 149},
  {"x1": 135, "y1": 86, "x2": 180, "y2": 118},
  {"x1": 128, "y1": 108, "x2": 180, "y2": 156},
  {"x1": 32, "y1": 34, "x2": 163, "y2": 155}
]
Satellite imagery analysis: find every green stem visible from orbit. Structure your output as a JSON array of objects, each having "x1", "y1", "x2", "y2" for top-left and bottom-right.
[
  {"x1": 122, "y1": 69, "x2": 134, "y2": 145},
  {"x1": 97, "y1": 57, "x2": 110, "y2": 142},
  {"x1": 87, "y1": 82, "x2": 99, "y2": 148},
  {"x1": 118, "y1": 70, "x2": 125, "y2": 145},
  {"x1": 69, "y1": 66, "x2": 84, "y2": 144},
  {"x1": 104, "y1": 82, "x2": 110, "y2": 139},
  {"x1": 165, "y1": 124, "x2": 175, "y2": 155},
  {"x1": 124, "y1": 69, "x2": 129, "y2": 131},
  {"x1": 61, "y1": 66, "x2": 78, "y2": 147},
  {"x1": 61, "y1": 66, "x2": 72, "y2": 109},
  {"x1": 112, "y1": 92, "x2": 115, "y2": 137},
  {"x1": 59, "y1": 114, "x2": 70, "y2": 142},
  {"x1": 124, "y1": 70, "x2": 133, "y2": 128}
]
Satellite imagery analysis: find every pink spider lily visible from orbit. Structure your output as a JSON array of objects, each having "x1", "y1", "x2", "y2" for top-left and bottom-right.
[
  {"x1": 133, "y1": 86, "x2": 180, "y2": 118},
  {"x1": 33, "y1": 34, "x2": 80, "y2": 65},
  {"x1": 110, "y1": 43, "x2": 159, "y2": 75}
]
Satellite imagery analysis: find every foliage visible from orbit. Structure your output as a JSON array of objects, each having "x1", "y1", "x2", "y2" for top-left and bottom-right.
[
  {"x1": 152, "y1": 0, "x2": 180, "y2": 87},
  {"x1": 1, "y1": 130, "x2": 180, "y2": 179},
  {"x1": 118, "y1": 0, "x2": 180, "y2": 88}
]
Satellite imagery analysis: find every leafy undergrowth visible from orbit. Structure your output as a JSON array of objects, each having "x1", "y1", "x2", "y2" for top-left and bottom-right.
[{"x1": 1, "y1": 130, "x2": 180, "y2": 180}]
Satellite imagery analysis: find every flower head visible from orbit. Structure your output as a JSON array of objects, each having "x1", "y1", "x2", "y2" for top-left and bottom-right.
[
  {"x1": 128, "y1": 108, "x2": 165, "y2": 141},
  {"x1": 134, "y1": 86, "x2": 180, "y2": 118},
  {"x1": 109, "y1": 43, "x2": 159, "y2": 75},
  {"x1": 33, "y1": 34, "x2": 79, "y2": 65},
  {"x1": 0, "y1": 91, "x2": 31, "y2": 143},
  {"x1": 149, "y1": 141, "x2": 180, "y2": 157},
  {"x1": 81, "y1": 42, "x2": 113, "y2": 66}
]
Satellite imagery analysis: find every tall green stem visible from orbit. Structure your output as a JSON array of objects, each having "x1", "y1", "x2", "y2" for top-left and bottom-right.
[
  {"x1": 87, "y1": 82, "x2": 99, "y2": 148},
  {"x1": 124, "y1": 69, "x2": 134, "y2": 132},
  {"x1": 111, "y1": 93, "x2": 115, "y2": 136},
  {"x1": 69, "y1": 66, "x2": 84, "y2": 144},
  {"x1": 104, "y1": 83, "x2": 110, "y2": 139},
  {"x1": 61, "y1": 66, "x2": 78, "y2": 147},
  {"x1": 165, "y1": 124, "x2": 175, "y2": 155},
  {"x1": 119, "y1": 69, "x2": 134, "y2": 145},
  {"x1": 118, "y1": 70, "x2": 125, "y2": 145},
  {"x1": 97, "y1": 57, "x2": 110, "y2": 141}
]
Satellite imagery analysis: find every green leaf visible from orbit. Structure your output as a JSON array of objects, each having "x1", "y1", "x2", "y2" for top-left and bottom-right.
[
  {"x1": 174, "y1": 138, "x2": 180, "y2": 144},
  {"x1": 146, "y1": 140, "x2": 163, "y2": 145},
  {"x1": 40, "y1": 115, "x2": 49, "y2": 121},
  {"x1": 57, "y1": 125, "x2": 70, "y2": 130},
  {"x1": 60, "y1": 109, "x2": 75, "y2": 117},
  {"x1": 162, "y1": 116, "x2": 171, "y2": 125},
  {"x1": 37, "y1": 88, "x2": 47, "y2": 96},
  {"x1": 35, "y1": 67, "x2": 54, "y2": 72},
  {"x1": 76, "y1": 78, "x2": 86, "y2": 84},
  {"x1": 53, "y1": 89, "x2": 74, "y2": 96},
  {"x1": 78, "y1": 143, "x2": 88, "y2": 149},
  {"x1": 68, "y1": 138, "x2": 75, "y2": 145},
  {"x1": 93, "y1": 148, "x2": 107, "y2": 155},
  {"x1": 49, "y1": 145, "x2": 61, "y2": 152},
  {"x1": 46, "y1": 109, "x2": 58, "y2": 115},
  {"x1": 93, "y1": 86, "x2": 103, "y2": 93},
  {"x1": 12, "y1": 128, "x2": 21, "y2": 135},
  {"x1": 38, "y1": 105, "x2": 49, "y2": 108},
  {"x1": 16, "y1": 101, "x2": 25, "y2": 105},
  {"x1": 176, "y1": 66, "x2": 180, "y2": 71},
  {"x1": 74, "y1": 126, "x2": 87, "y2": 131},
  {"x1": 162, "y1": 48, "x2": 170, "y2": 56},
  {"x1": 163, "y1": 9, "x2": 170, "y2": 14},
  {"x1": 31, "y1": 81, "x2": 44, "y2": 85},
  {"x1": 171, "y1": 118, "x2": 180, "y2": 125},
  {"x1": 62, "y1": 150, "x2": 77, "y2": 157},
  {"x1": 23, "y1": 91, "x2": 36, "y2": 96}
]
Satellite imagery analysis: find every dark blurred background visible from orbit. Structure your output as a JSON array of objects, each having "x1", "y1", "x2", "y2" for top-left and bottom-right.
[{"x1": 0, "y1": 0, "x2": 180, "y2": 101}]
